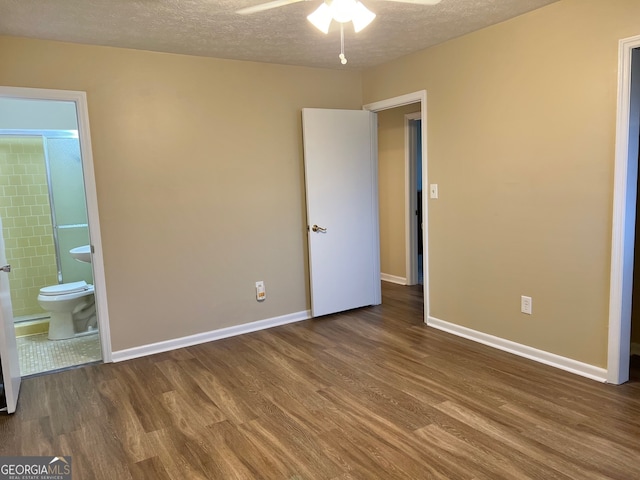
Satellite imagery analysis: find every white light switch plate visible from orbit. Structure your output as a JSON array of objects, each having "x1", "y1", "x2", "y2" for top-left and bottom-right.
[
  {"x1": 521, "y1": 295, "x2": 532, "y2": 315},
  {"x1": 430, "y1": 184, "x2": 438, "y2": 199}
]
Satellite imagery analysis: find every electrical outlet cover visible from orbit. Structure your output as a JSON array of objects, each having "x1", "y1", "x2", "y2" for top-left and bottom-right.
[{"x1": 521, "y1": 295, "x2": 532, "y2": 315}]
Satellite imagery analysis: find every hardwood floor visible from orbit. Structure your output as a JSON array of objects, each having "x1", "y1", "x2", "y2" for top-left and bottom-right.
[{"x1": 1, "y1": 282, "x2": 639, "y2": 479}]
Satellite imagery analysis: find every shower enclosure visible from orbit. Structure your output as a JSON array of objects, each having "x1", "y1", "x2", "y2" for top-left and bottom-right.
[{"x1": 0, "y1": 130, "x2": 93, "y2": 323}]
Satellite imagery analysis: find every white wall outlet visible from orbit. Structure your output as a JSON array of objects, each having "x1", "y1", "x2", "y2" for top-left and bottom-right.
[
  {"x1": 521, "y1": 295, "x2": 532, "y2": 315},
  {"x1": 430, "y1": 184, "x2": 439, "y2": 199},
  {"x1": 256, "y1": 281, "x2": 266, "y2": 301}
]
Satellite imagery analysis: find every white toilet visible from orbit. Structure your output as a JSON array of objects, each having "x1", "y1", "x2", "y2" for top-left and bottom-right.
[{"x1": 37, "y1": 281, "x2": 96, "y2": 340}]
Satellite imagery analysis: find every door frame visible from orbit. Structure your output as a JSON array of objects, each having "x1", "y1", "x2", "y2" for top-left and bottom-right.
[
  {"x1": 364, "y1": 91, "x2": 428, "y2": 320},
  {"x1": 608, "y1": 35, "x2": 640, "y2": 384},
  {"x1": 0, "y1": 86, "x2": 112, "y2": 362},
  {"x1": 405, "y1": 111, "x2": 422, "y2": 286}
]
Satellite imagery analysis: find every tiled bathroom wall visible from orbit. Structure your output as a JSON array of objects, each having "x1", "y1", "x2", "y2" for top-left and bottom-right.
[{"x1": 0, "y1": 136, "x2": 58, "y2": 318}]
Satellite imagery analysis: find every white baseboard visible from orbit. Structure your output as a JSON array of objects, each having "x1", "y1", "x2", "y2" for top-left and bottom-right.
[
  {"x1": 112, "y1": 310, "x2": 311, "y2": 362},
  {"x1": 427, "y1": 316, "x2": 607, "y2": 383},
  {"x1": 381, "y1": 273, "x2": 407, "y2": 285},
  {"x1": 631, "y1": 342, "x2": 640, "y2": 356}
]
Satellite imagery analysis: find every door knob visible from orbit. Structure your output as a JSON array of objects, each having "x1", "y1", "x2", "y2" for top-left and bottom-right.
[
  {"x1": 0, "y1": 265, "x2": 11, "y2": 273},
  {"x1": 312, "y1": 225, "x2": 327, "y2": 233}
]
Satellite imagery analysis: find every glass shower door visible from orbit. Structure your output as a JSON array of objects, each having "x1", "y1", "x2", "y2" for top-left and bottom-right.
[{"x1": 45, "y1": 137, "x2": 93, "y2": 286}]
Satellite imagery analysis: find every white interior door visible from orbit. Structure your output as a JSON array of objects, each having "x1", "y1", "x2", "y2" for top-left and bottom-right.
[
  {"x1": 302, "y1": 108, "x2": 381, "y2": 318},
  {"x1": 0, "y1": 217, "x2": 21, "y2": 414}
]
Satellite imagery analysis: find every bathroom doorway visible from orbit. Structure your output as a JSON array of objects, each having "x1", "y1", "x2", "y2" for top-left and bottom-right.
[{"x1": 0, "y1": 87, "x2": 111, "y2": 377}]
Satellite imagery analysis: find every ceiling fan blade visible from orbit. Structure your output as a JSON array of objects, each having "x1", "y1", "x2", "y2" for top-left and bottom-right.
[
  {"x1": 379, "y1": 0, "x2": 442, "y2": 5},
  {"x1": 236, "y1": 0, "x2": 307, "y2": 15}
]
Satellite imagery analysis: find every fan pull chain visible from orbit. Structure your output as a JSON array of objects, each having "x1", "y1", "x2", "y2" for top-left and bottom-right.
[{"x1": 339, "y1": 23, "x2": 347, "y2": 65}]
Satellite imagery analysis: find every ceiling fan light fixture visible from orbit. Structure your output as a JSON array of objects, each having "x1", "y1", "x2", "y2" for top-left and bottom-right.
[
  {"x1": 239, "y1": 0, "x2": 438, "y2": 66},
  {"x1": 351, "y1": 2, "x2": 376, "y2": 33},
  {"x1": 308, "y1": 0, "x2": 376, "y2": 34},
  {"x1": 307, "y1": 3, "x2": 333, "y2": 34},
  {"x1": 329, "y1": 0, "x2": 357, "y2": 23}
]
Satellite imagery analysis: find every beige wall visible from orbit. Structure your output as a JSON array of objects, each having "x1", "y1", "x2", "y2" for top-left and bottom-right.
[
  {"x1": 378, "y1": 104, "x2": 420, "y2": 279},
  {"x1": 4, "y1": 0, "x2": 638, "y2": 368},
  {"x1": 0, "y1": 36, "x2": 363, "y2": 351},
  {"x1": 363, "y1": 0, "x2": 640, "y2": 367}
]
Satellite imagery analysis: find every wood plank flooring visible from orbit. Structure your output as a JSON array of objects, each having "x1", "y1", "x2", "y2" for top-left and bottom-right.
[{"x1": 1, "y1": 282, "x2": 639, "y2": 479}]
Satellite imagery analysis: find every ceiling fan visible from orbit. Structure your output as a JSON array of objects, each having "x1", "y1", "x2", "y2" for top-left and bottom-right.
[{"x1": 237, "y1": 0, "x2": 442, "y2": 65}]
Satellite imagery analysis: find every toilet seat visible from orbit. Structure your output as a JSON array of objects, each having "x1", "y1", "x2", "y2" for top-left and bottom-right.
[
  {"x1": 38, "y1": 281, "x2": 96, "y2": 340},
  {"x1": 39, "y1": 281, "x2": 90, "y2": 296}
]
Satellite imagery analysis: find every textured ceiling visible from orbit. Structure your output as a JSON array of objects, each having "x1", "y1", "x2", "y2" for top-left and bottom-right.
[{"x1": 0, "y1": 0, "x2": 559, "y2": 69}]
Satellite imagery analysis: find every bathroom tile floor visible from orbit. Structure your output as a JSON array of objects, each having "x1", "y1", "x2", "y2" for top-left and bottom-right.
[{"x1": 17, "y1": 332, "x2": 102, "y2": 376}]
